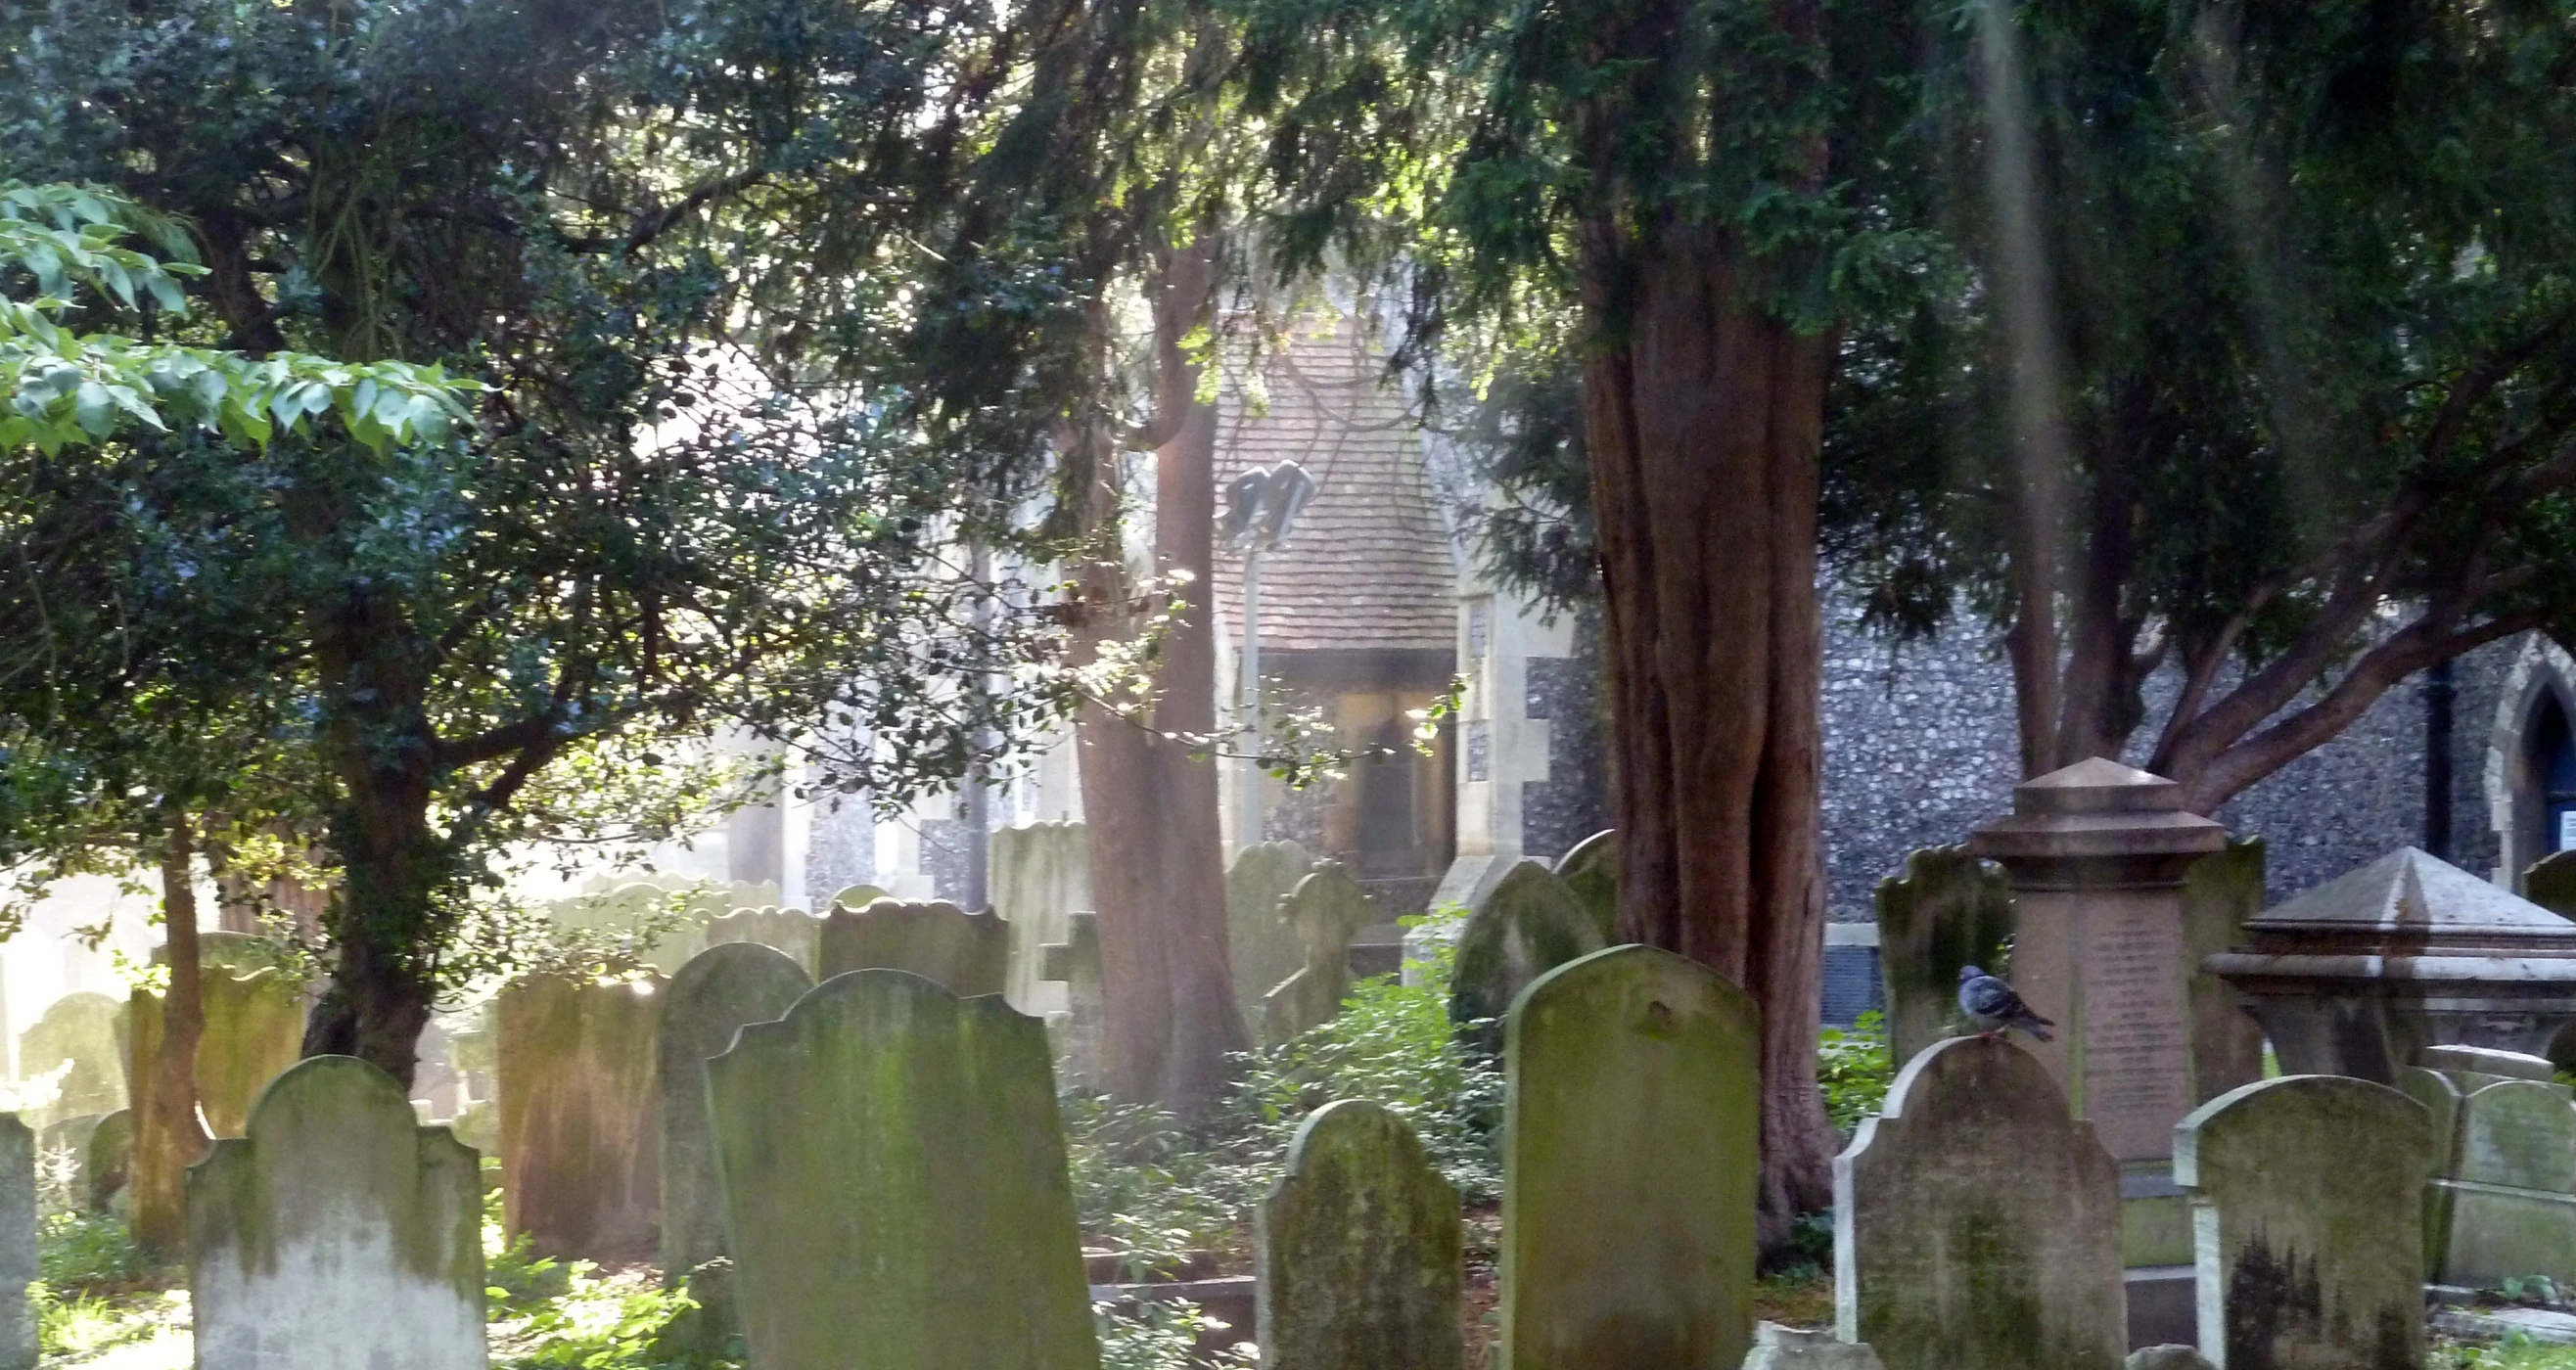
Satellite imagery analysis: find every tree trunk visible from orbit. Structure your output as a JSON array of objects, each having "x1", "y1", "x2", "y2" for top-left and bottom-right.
[
  {"x1": 1070, "y1": 241, "x2": 1247, "y2": 1119},
  {"x1": 1585, "y1": 221, "x2": 1840, "y2": 1248},
  {"x1": 131, "y1": 814, "x2": 211, "y2": 1257}
]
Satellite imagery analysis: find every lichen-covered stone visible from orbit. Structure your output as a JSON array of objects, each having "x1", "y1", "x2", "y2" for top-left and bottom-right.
[
  {"x1": 1871, "y1": 847, "x2": 2014, "y2": 1070},
  {"x1": 0, "y1": 1116, "x2": 33, "y2": 1370},
  {"x1": 2182, "y1": 842, "x2": 2266, "y2": 1103},
  {"x1": 1261, "y1": 866, "x2": 1376, "y2": 1047},
  {"x1": 125, "y1": 967, "x2": 304, "y2": 1138},
  {"x1": 1039, "y1": 913, "x2": 1106, "y2": 1089},
  {"x1": 816, "y1": 898, "x2": 1010, "y2": 995},
  {"x1": 1554, "y1": 829, "x2": 1619, "y2": 940},
  {"x1": 1228, "y1": 841, "x2": 1317, "y2": 1020},
  {"x1": 497, "y1": 974, "x2": 663, "y2": 1260},
  {"x1": 706, "y1": 969, "x2": 1098, "y2": 1370},
  {"x1": 2423, "y1": 1077, "x2": 2576, "y2": 1291},
  {"x1": 1834, "y1": 1035, "x2": 2125, "y2": 1370},
  {"x1": 1742, "y1": 1324, "x2": 1885, "y2": 1370},
  {"x1": 1257, "y1": 1099, "x2": 1461, "y2": 1370},
  {"x1": 703, "y1": 906, "x2": 825, "y2": 977},
  {"x1": 84, "y1": 1109, "x2": 130, "y2": 1214},
  {"x1": 825, "y1": 883, "x2": 889, "y2": 910},
  {"x1": 1451, "y1": 859, "x2": 1605, "y2": 1051},
  {"x1": 1502, "y1": 945, "x2": 1757, "y2": 1370},
  {"x1": 2175, "y1": 1075, "x2": 2433, "y2": 1370},
  {"x1": 991, "y1": 821, "x2": 1091, "y2": 1017},
  {"x1": 188, "y1": 1057, "x2": 484, "y2": 1370},
  {"x1": 20, "y1": 992, "x2": 127, "y2": 1127},
  {"x1": 658, "y1": 942, "x2": 812, "y2": 1290}
]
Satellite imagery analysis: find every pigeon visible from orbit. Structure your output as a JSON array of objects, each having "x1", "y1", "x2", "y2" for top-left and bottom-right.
[{"x1": 1956, "y1": 965, "x2": 2054, "y2": 1042}]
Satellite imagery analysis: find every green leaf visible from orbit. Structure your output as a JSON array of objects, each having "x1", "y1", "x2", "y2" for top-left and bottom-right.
[{"x1": 71, "y1": 381, "x2": 113, "y2": 436}]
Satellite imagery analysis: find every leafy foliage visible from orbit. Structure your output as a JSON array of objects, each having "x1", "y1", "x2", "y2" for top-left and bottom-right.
[
  {"x1": 1095, "y1": 1299, "x2": 1256, "y2": 1370},
  {"x1": 36, "y1": 1210, "x2": 144, "y2": 1291},
  {"x1": 1816, "y1": 1009, "x2": 1892, "y2": 1136}
]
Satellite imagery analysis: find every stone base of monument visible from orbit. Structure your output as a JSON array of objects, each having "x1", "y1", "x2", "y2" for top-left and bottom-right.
[{"x1": 2125, "y1": 1266, "x2": 2196, "y2": 1349}]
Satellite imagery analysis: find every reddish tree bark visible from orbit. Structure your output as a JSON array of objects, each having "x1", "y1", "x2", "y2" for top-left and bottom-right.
[{"x1": 131, "y1": 814, "x2": 211, "y2": 1256}]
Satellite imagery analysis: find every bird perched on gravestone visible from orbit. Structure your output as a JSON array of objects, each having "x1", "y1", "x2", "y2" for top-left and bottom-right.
[{"x1": 1956, "y1": 965, "x2": 2054, "y2": 1042}]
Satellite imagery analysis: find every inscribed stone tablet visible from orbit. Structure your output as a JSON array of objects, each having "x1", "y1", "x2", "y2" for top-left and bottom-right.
[
  {"x1": 2175, "y1": 1075, "x2": 2433, "y2": 1370},
  {"x1": 707, "y1": 970, "x2": 1098, "y2": 1370},
  {"x1": 1501, "y1": 945, "x2": 1756, "y2": 1370},
  {"x1": 1257, "y1": 1099, "x2": 1462, "y2": 1370},
  {"x1": 659, "y1": 942, "x2": 812, "y2": 1284},
  {"x1": 189, "y1": 1057, "x2": 484, "y2": 1370},
  {"x1": 1452, "y1": 859, "x2": 1605, "y2": 1051},
  {"x1": 498, "y1": 974, "x2": 663, "y2": 1260},
  {"x1": 1871, "y1": 848, "x2": 2014, "y2": 1070},
  {"x1": 816, "y1": 898, "x2": 1010, "y2": 996},
  {"x1": 1834, "y1": 1035, "x2": 2125, "y2": 1370}
]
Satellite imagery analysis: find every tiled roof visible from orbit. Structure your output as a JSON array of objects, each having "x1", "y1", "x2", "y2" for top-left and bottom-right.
[{"x1": 1210, "y1": 324, "x2": 1458, "y2": 654}]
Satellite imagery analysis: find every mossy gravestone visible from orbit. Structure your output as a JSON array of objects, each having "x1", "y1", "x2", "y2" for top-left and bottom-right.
[
  {"x1": 126, "y1": 966, "x2": 304, "y2": 1138},
  {"x1": 1229, "y1": 840, "x2": 1318, "y2": 1020},
  {"x1": 707, "y1": 970, "x2": 1099, "y2": 1370},
  {"x1": 2181, "y1": 842, "x2": 2266, "y2": 1104},
  {"x1": 1262, "y1": 866, "x2": 1377, "y2": 1047},
  {"x1": 84, "y1": 1109, "x2": 130, "y2": 1213},
  {"x1": 1451, "y1": 859, "x2": 1606, "y2": 1051},
  {"x1": 992, "y1": 821, "x2": 1091, "y2": 1017},
  {"x1": 0, "y1": 1116, "x2": 31, "y2": 1370},
  {"x1": 498, "y1": 974, "x2": 664, "y2": 1260},
  {"x1": 1873, "y1": 848, "x2": 2014, "y2": 1070},
  {"x1": 20, "y1": 992, "x2": 127, "y2": 1127},
  {"x1": 189, "y1": 1057, "x2": 484, "y2": 1370},
  {"x1": 817, "y1": 899, "x2": 1011, "y2": 996},
  {"x1": 1257, "y1": 1098, "x2": 1461, "y2": 1370},
  {"x1": 659, "y1": 943, "x2": 813, "y2": 1298},
  {"x1": 1502, "y1": 945, "x2": 1757, "y2": 1370},
  {"x1": 704, "y1": 906, "x2": 826, "y2": 977},
  {"x1": 2175, "y1": 1076, "x2": 2433, "y2": 1370},
  {"x1": 1555, "y1": 829, "x2": 1620, "y2": 940},
  {"x1": 827, "y1": 883, "x2": 890, "y2": 910},
  {"x1": 2525, "y1": 849, "x2": 2576, "y2": 918},
  {"x1": 1833, "y1": 1035, "x2": 2125, "y2": 1370},
  {"x1": 2417, "y1": 1073, "x2": 2576, "y2": 1292},
  {"x1": 1039, "y1": 912, "x2": 1106, "y2": 1090}
]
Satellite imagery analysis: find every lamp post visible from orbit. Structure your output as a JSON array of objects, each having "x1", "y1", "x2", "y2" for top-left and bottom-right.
[{"x1": 1221, "y1": 461, "x2": 1318, "y2": 852}]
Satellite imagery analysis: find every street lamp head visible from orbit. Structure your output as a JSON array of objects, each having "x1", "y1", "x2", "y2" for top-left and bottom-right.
[{"x1": 1220, "y1": 461, "x2": 1319, "y2": 553}]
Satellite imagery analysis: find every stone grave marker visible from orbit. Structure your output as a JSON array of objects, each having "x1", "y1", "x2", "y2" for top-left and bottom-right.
[
  {"x1": 1743, "y1": 1325, "x2": 1886, "y2": 1370},
  {"x1": 1451, "y1": 858, "x2": 1606, "y2": 1051},
  {"x1": 659, "y1": 942, "x2": 813, "y2": 1304},
  {"x1": 551, "y1": 882, "x2": 710, "y2": 976},
  {"x1": 34, "y1": 1114, "x2": 101, "y2": 1212},
  {"x1": 189, "y1": 1056, "x2": 484, "y2": 1370},
  {"x1": 816, "y1": 898, "x2": 1011, "y2": 995},
  {"x1": 1554, "y1": 829, "x2": 1620, "y2": 940},
  {"x1": 0, "y1": 1116, "x2": 30, "y2": 1370},
  {"x1": 992, "y1": 820, "x2": 1092, "y2": 1017},
  {"x1": 498, "y1": 973, "x2": 664, "y2": 1260},
  {"x1": 83, "y1": 1109, "x2": 129, "y2": 1213},
  {"x1": 703, "y1": 905, "x2": 826, "y2": 977},
  {"x1": 1262, "y1": 866, "x2": 1377, "y2": 1046},
  {"x1": 1039, "y1": 912, "x2": 1106, "y2": 1090},
  {"x1": 19, "y1": 992, "x2": 126, "y2": 1127},
  {"x1": 1257, "y1": 1098, "x2": 1461, "y2": 1370},
  {"x1": 2421, "y1": 1073, "x2": 2576, "y2": 1291},
  {"x1": 2174, "y1": 1075, "x2": 2434, "y2": 1370},
  {"x1": 826, "y1": 883, "x2": 889, "y2": 910},
  {"x1": 1502, "y1": 944, "x2": 1757, "y2": 1370},
  {"x1": 707, "y1": 969, "x2": 1098, "y2": 1370},
  {"x1": 2527, "y1": 849, "x2": 2576, "y2": 919},
  {"x1": 2125, "y1": 1350, "x2": 2215, "y2": 1370},
  {"x1": 126, "y1": 965, "x2": 304, "y2": 1137},
  {"x1": 1229, "y1": 841, "x2": 1318, "y2": 1021},
  {"x1": 2181, "y1": 842, "x2": 2266, "y2": 1103},
  {"x1": 1834, "y1": 1035, "x2": 2126, "y2": 1370},
  {"x1": 1871, "y1": 847, "x2": 2015, "y2": 1070}
]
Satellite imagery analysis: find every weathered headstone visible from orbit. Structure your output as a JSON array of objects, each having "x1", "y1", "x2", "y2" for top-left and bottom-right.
[
  {"x1": 497, "y1": 973, "x2": 664, "y2": 1260},
  {"x1": 1257, "y1": 1099, "x2": 1462, "y2": 1370},
  {"x1": 992, "y1": 821, "x2": 1092, "y2": 1017},
  {"x1": 659, "y1": 943, "x2": 813, "y2": 1296},
  {"x1": 2174, "y1": 1075, "x2": 2433, "y2": 1370},
  {"x1": 84, "y1": 1108, "x2": 130, "y2": 1213},
  {"x1": 816, "y1": 898, "x2": 1010, "y2": 995},
  {"x1": 1871, "y1": 847, "x2": 2015, "y2": 1071},
  {"x1": 1451, "y1": 859, "x2": 1606, "y2": 1050},
  {"x1": 189, "y1": 1057, "x2": 484, "y2": 1370},
  {"x1": 1262, "y1": 866, "x2": 1377, "y2": 1046},
  {"x1": 703, "y1": 905, "x2": 826, "y2": 977},
  {"x1": 19, "y1": 992, "x2": 127, "y2": 1126},
  {"x1": 1742, "y1": 1325, "x2": 1886, "y2": 1370},
  {"x1": 1555, "y1": 830, "x2": 1620, "y2": 941},
  {"x1": 825, "y1": 883, "x2": 889, "y2": 910},
  {"x1": 1833, "y1": 1035, "x2": 2126, "y2": 1370},
  {"x1": 126, "y1": 966, "x2": 304, "y2": 1138},
  {"x1": 1502, "y1": 944, "x2": 1757, "y2": 1370},
  {"x1": 2420, "y1": 1073, "x2": 2576, "y2": 1291},
  {"x1": 706, "y1": 970, "x2": 1099, "y2": 1370},
  {"x1": 0, "y1": 1116, "x2": 31, "y2": 1370},
  {"x1": 1039, "y1": 912, "x2": 1106, "y2": 1090},
  {"x1": 2181, "y1": 842, "x2": 2266, "y2": 1104},
  {"x1": 34, "y1": 1114, "x2": 102, "y2": 1212},
  {"x1": 2124, "y1": 1350, "x2": 2214, "y2": 1370},
  {"x1": 1229, "y1": 840, "x2": 1318, "y2": 1019},
  {"x1": 551, "y1": 882, "x2": 709, "y2": 976},
  {"x1": 2527, "y1": 849, "x2": 2576, "y2": 919}
]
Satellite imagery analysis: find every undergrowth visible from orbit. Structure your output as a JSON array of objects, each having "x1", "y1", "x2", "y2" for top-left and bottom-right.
[{"x1": 1817, "y1": 1010, "x2": 1893, "y2": 1135}]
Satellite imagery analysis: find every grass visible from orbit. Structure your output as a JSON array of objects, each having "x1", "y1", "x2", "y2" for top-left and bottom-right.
[{"x1": 2436, "y1": 1337, "x2": 2576, "y2": 1368}]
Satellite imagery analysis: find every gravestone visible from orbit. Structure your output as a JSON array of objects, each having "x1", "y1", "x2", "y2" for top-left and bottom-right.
[
  {"x1": 34, "y1": 1114, "x2": 101, "y2": 1212},
  {"x1": 659, "y1": 942, "x2": 813, "y2": 1300},
  {"x1": 2174, "y1": 1075, "x2": 2433, "y2": 1370},
  {"x1": 1834, "y1": 1035, "x2": 2126, "y2": 1370},
  {"x1": 551, "y1": 882, "x2": 709, "y2": 976},
  {"x1": 1502, "y1": 945, "x2": 1757, "y2": 1370},
  {"x1": 704, "y1": 906, "x2": 826, "y2": 977},
  {"x1": 1872, "y1": 847, "x2": 2015, "y2": 1071},
  {"x1": 1039, "y1": 912, "x2": 1106, "y2": 1090},
  {"x1": 84, "y1": 1109, "x2": 130, "y2": 1213},
  {"x1": 1555, "y1": 830, "x2": 1620, "y2": 941},
  {"x1": 1229, "y1": 841, "x2": 1318, "y2": 1020},
  {"x1": 19, "y1": 992, "x2": 127, "y2": 1126},
  {"x1": 497, "y1": 973, "x2": 664, "y2": 1260},
  {"x1": 2419, "y1": 1073, "x2": 2576, "y2": 1291},
  {"x1": 1451, "y1": 859, "x2": 1606, "y2": 1051},
  {"x1": 707, "y1": 970, "x2": 1099, "y2": 1370},
  {"x1": 2125, "y1": 1350, "x2": 2214, "y2": 1370},
  {"x1": 126, "y1": 965, "x2": 304, "y2": 1137},
  {"x1": 1262, "y1": 867, "x2": 1377, "y2": 1046},
  {"x1": 826, "y1": 883, "x2": 890, "y2": 910},
  {"x1": 2181, "y1": 842, "x2": 2266, "y2": 1104},
  {"x1": 189, "y1": 1057, "x2": 484, "y2": 1370},
  {"x1": 1743, "y1": 1325, "x2": 1886, "y2": 1370},
  {"x1": 992, "y1": 821, "x2": 1092, "y2": 1017},
  {"x1": 1257, "y1": 1099, "x2": 1461, "y2": 1370},
  {"x1": 816, "y1": 898, "x2": 1011, "y2": 995},
  {"x1": 2526, "y1": 849, "x2": 2576, "y2": 919},
  {"x1": 0, "y1": 1116, "x2": 30, "y2": 1370}
]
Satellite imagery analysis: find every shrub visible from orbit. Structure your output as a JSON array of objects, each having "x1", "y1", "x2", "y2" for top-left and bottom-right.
[
  {"x1": 37, "y1": 1210, "x2": 142, "y2": 1291},
  {"x1": 1817, "y1": 1010, "x2": 1892, "y2": 1135}
]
